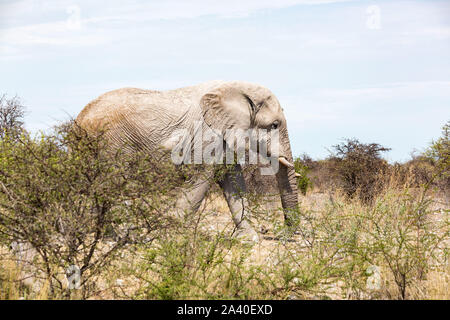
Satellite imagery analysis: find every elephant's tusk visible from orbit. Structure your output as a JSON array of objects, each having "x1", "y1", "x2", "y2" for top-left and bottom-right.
[
  {"x1": 295, "y1": 172, "x2": 301, "y2": 177},
  {"x1": 279, "y1": 157, "x2": 294, "y2": 168}
]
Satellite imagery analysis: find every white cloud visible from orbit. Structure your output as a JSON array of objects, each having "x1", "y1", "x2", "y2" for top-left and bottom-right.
[
  {"x1": 98, "y1": 0, "x2": 354, "y2": 20},
  {"x1": 0, "y1": 0, "x2": 356, "y2": 58},
  {"x1": 417, "y1": 27, "x2": 450, "y2": 39},
  {"x1": 1, "y1": 0, "x2": 354, "y2": 26},
  {"x1": 281, "y1": 81, "x2": 450, "y2": 128},
  {"x1": 321, "y1": 81, "x2": 450, "y2": 100},
  {"x1": 1, "y1": 21, "x2": 110, "y2": 46}
]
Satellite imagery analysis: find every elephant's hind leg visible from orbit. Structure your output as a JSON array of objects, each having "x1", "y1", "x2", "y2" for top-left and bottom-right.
[
  {"x1": 174, "y1": 174, "x2": 212, "y2": 220},
  {"x1": 218, "y1": 165, "x2": 259, "y2": 243}
]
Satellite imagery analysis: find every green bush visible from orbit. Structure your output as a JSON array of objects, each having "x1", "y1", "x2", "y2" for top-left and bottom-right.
[
  {"x1": 425, "y1": 120, "x2": 450, "y2": 191},
  {"x1": 130, "y1": 233, "x2": 264, "y2": 299},
  {"x1": 0, "y1": 122, "x2": 184, "y2": 298},
  {"x1": 294, "y1": 155, "x2": 312, "y2": 195}
]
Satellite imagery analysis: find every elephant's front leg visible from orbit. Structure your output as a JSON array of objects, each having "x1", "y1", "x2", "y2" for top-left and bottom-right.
[{"x1": 218, "y1": 164, "x2": 259, "y2": 243}]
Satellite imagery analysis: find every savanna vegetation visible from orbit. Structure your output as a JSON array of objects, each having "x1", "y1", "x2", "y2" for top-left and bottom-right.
[{"x1": 0, "y1": 94, "x2": 448, "y2": 300}]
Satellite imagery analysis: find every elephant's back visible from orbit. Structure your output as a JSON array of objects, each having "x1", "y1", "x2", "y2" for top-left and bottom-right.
[
  {"x1": 76, "y1": 88, "x2": 159, "y2": 130},
  {"x1": 76, "y1": 81, "x2": 224, "y2": 130},
  {"x1": 76, "y1": 87, "x2": 199, "y2": 152}
]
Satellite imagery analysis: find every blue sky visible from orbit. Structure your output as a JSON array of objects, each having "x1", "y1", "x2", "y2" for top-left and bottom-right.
[{"x1": 1, "y1": 0, "x2": 449, "y2": 162}]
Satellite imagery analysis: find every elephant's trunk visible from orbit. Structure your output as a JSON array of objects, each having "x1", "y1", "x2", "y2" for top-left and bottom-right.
[{"x1": 276, "y1": 128, "x2": 299, "y2": 226}]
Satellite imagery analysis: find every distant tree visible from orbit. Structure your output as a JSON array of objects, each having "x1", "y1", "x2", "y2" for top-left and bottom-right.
[
  {"x1": 0, "y1": 94, "x2": 26, "y2": 139},
  {"x1": 329, "y1": 139, "x2": 390, "y2": 203}
]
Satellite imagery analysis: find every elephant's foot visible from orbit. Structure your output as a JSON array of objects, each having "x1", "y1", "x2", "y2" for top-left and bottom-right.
[{"x1": 233, "y1": 222, "x2": 259, "y2": 244}]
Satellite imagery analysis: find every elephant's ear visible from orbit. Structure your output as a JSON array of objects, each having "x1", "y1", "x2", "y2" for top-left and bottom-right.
[{"x1": 200, "y1": 87, "x2": 255, "y2": 133}]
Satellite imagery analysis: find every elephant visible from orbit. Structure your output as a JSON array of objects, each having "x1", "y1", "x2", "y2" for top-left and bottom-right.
[{"x1": 76, "y1": 80, "x2": 298, "y2": 242}]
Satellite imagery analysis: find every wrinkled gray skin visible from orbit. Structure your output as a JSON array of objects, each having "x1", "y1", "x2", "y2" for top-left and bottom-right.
[{"x1": 76, "y1": 81, "x2": 298, "y2": 242}]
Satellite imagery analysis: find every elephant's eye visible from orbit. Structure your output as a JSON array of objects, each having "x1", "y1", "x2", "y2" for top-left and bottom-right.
[{"x1": 271, "y1": 121, "x2": 279, "y2": 130}]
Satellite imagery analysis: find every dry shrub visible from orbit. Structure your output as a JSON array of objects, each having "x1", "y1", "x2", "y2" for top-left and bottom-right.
[
  {"x1": 388, "y1": 121, "x2": 449, "y2": 195},
  {"x1": 300, "y1": 159, "x2": 335, "y2": 192},
  {"x1": 104, "y1": 182, "x2": 448, "y2": 300},
  {"x1": 327, "y1": 139, "x2": 390, "y2": 203}
]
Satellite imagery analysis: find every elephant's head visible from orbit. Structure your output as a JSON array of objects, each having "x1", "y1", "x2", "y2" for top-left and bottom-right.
[{"x1": 200, "y1": 81, "x2": 298, "y2": 225}]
